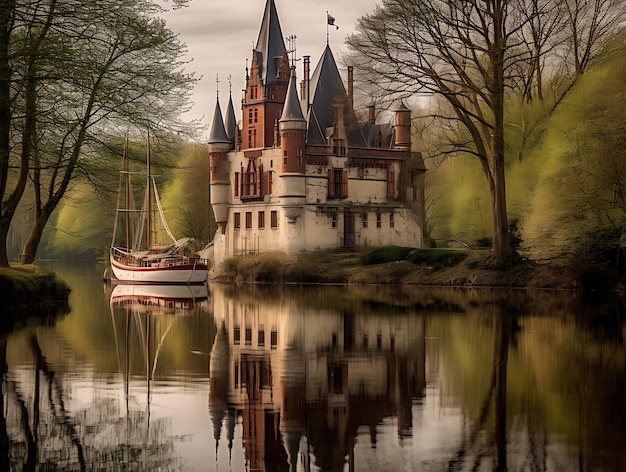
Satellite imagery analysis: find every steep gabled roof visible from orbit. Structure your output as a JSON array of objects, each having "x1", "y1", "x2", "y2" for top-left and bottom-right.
[
  {"x1": 208, "y1": 98, "x2": 229, "y2": 145},
  {"x1": 303, "y1": 45, "x2": 367, "y2": 147},
  {"x1": 254, "y1": 0, "x2": 286, "y2": 84}
]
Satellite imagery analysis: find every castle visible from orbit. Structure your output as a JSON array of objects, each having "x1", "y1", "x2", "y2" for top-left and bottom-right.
[{"x1": 208, "y1": 0, "x2": 426, "y2": 266}]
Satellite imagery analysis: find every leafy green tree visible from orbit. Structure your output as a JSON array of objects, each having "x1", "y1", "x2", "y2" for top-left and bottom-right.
[
  {"x1": 520, "y1": 41, "x2": 626, "y2": 273},
  {"x1": 161, "y1": 144, "x2": 215, "y2": 252},
  {"x1": 0, "y1": 0, "x2": 196, "y2": 267}
]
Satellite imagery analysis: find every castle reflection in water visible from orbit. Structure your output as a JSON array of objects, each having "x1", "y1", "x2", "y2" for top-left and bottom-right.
[{"x1": 208, "y1": 286, "x2": 426, "y2": 471}]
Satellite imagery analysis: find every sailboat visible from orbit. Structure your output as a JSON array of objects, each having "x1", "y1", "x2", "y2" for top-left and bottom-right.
[{"x1": 110, "y1": 133, "x2": 209, "y2": 284}]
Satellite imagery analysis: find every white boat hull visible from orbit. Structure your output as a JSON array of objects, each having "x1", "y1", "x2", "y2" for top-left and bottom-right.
[{"x1": 110, "y1": 255, "x2": 208, "y2": 284}]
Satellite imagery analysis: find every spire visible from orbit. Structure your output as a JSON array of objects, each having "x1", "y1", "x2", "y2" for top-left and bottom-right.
[
  {"x1": 280, "y1": 67, "x2": 305, "y2": 124},
  {"x1": 208, "y1": 97, "x2": 229, "y2": 144},
  {"x1": 225, "y1": 93, "x2": 237, "y2": 142},
  {"x1": 254, "y1": 0, "x2": 286, "y2": 83}
]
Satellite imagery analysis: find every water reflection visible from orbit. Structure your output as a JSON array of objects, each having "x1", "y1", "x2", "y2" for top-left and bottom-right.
[
  {"x1": 1, "y1": 277, "x2": 213, "y2": 471},
  {"x1": 1, "y1": 268, "x2": 625, "y2": 471},
  {"x1": 209, "y1": 285, "x2": 426, "y2": 471}
]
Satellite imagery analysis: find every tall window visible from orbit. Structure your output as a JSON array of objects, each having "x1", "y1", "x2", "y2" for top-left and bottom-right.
[
  {"x1": 376, "y1": 213, "x2": 381, "y2": 229},
  {"x1": 234, "y1": 212, "x2": 241, "y2": 230},
  {"x1": 268, "y1": 171, "x2": 273, "y2": 194},
  {"x1": 245, "y1": 212, "x2": 252, "y2": 229},
  {"x1": 271, "y1": 210, "x2": 278, "y2": 228},
  {"x1": 389, "y1": 212, "x2": 395, "y2": 229},
  {"x1": 241, "y1": 159, "x2": 262, "y2": 200},
  {"x1": 328, "y1": 168, "x2": 347, "y2": 198},
  {"x1": 361, "y1": 212, "x2": 368, "y2": 228},
  {"x1": 258, "y1": 211, "x2": 265, "y2": 229},
  {"x1": 331, "y1": 211, "x2": 337, "y2": 228}
]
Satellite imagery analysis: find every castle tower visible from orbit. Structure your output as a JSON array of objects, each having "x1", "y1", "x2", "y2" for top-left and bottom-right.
[
  {"x1": 278, "y1": 67, "x2": 306, "y2": 236},
  {"x1": 208, "y1": 96, "x2": 231, "y2": 231},
  {"x1": 241, "y1": 0, "x2": 291, "y2": 150}
]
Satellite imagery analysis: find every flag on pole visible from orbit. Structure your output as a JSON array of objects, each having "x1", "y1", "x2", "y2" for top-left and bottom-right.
[{"x1": 327, "y1": 13, "x2": 339, "y2": 29}]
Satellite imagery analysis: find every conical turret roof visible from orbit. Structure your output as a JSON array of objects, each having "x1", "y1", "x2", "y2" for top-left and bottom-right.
[
  {"x1": 254, "y1": 0, "x2": 286, "y2": 84},
  {"x1": 280, "y1": 67, "x2": 305, "y2": 124},
  {"x1": 224, "y1": 93, "x2": 237, "y2": 141},
  {"x1": 208, "y1": 97, "x2": 229, "y2": 145}
]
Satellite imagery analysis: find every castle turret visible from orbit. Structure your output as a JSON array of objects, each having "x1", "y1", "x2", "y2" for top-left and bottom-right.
[
  {"x1": 279, "y1": 67, "x2": 306, "y2": 228},
  {"x1": 241, "y1": 0, "x2": 290, "y2": 149},
  {"x1": 209, "y1": 97, "x2": 231, "y2": 230}
]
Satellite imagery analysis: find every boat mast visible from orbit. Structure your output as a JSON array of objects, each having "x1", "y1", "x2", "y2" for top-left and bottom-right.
[
  {"x1": 124, "y1": 134, "x2": 130, "y2": 252},
  {"x1": 146, "y1": 129, "x2": 152, "y2": 249}
]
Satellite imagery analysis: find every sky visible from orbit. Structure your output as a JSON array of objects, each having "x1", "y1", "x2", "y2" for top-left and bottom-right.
[{"x1": 161, "y1": 0, "x2": 381, "y2": 139}]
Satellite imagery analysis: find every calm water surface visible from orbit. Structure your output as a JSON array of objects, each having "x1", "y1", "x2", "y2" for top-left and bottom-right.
[{"x1": 1, "y1": 262, "x2": 625, "y2": 471}]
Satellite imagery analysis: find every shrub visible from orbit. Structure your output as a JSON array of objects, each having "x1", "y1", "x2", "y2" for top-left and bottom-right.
[
  {"x1": 406, "y1": 249, "x2": 468, "y2": 267},
  {"x1": 359, "y1": 246, "x2": 415, "y2": 265},
  {"x1": 476, "y1": 237, "x2": 492, "y2": 249}
]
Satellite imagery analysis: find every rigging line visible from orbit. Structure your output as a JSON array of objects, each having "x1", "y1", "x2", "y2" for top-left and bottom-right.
[{"x1": 152, "y1": 177, "x2": 177, "y2": 244}]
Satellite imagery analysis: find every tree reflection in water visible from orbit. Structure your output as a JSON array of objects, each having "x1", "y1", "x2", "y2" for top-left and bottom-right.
[
  {"x1": 0, "y1": 283, "x2": 208, "y2": 470},
  {"x1": 0, "y1": 278, "x2": 624, "y2": 471},
  {"x1": 208, "y1": 285, "x2": 626, "y2": 472}
]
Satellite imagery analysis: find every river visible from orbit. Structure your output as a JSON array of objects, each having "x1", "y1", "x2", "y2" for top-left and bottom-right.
[{"x1": 0, "y1": 261, "x2": 624, "y2": 471}]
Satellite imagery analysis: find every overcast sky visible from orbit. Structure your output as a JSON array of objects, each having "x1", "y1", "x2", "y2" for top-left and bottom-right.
[{"x1": 162, "y1": 0, "x2": 381, "y2": 139}]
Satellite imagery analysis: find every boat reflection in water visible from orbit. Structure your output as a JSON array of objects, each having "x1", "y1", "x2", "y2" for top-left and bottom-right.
[
  {"x1": 208, "y1": 286, "x2": 425, "y2": 471},
  {"x1": 110, "y1": 283, "x2": 209, "y2": 314},
  {"x1": 106, "y1": 282, "x2": 210, "y2": 469}
]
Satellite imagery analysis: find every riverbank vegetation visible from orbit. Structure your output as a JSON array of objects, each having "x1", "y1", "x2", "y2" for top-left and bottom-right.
[
  {"x1": 0, "y1": 264, "x2": 70, "y2": 331},
  {"x1": 212, "y1": 246, "x2": 624, "y2": 291}
]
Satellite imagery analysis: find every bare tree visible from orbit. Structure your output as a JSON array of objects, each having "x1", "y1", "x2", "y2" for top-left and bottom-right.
[
  {"x1": 347, "y1": 0, "x2": 623, "y2": 257},
  {"x1": 347, "y1": 0, "x2": 527, "y2": 257}
]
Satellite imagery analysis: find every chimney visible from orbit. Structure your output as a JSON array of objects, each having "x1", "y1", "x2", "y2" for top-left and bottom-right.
[
  {"x1": 347, "y1": 66, "x2": 354, "y2": 111},
  {"x1": 368, "y1": 104, "x2": 376, "y2": 124},
  {"x1": 303, "y1": 55, "x2": 310, "y2": 113}
]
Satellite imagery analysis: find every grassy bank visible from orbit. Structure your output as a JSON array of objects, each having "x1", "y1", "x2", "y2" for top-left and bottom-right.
[
  {"x1": 0, "y1": 264, "x2": 71, "y2": 331},
  {"x1": 212, "y1": 247, "x2": 624, "y2": 290}
]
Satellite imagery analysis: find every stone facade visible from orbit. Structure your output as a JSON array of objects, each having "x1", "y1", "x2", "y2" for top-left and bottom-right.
[{"x1": 208, "y1": 0, "x2": 426, "y2": 268}]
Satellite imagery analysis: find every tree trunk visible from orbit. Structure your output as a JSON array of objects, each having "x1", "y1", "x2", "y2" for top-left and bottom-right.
[
  {"x1": 0, "y1": 1, "x2": 14, "y2": 267},
  {"x1": 490, "y1": 1, "x2": 513, "y2": 259},
  {"x1": 20, "y1": 205, "x2": 54, "y2": 264}
]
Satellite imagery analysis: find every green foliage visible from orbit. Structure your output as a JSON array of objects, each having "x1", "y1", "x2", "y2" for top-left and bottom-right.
[
  {"x1": 161, "y1": 144, "x2": 214, "y2": 250},
  {"x1": 520, "y1": 43, "x2": 626, "y2": 264},
  {"x1": 45, "y1": 182, "x2": 115, "y2": 261},
  {"x1": 359, "y1": 246, "x2": 415, "y2": 265}
]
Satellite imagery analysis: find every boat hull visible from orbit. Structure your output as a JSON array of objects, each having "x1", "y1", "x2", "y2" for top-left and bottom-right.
[{"x1": 110, "y1": 255, "x2": 208, "y2": 284}]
